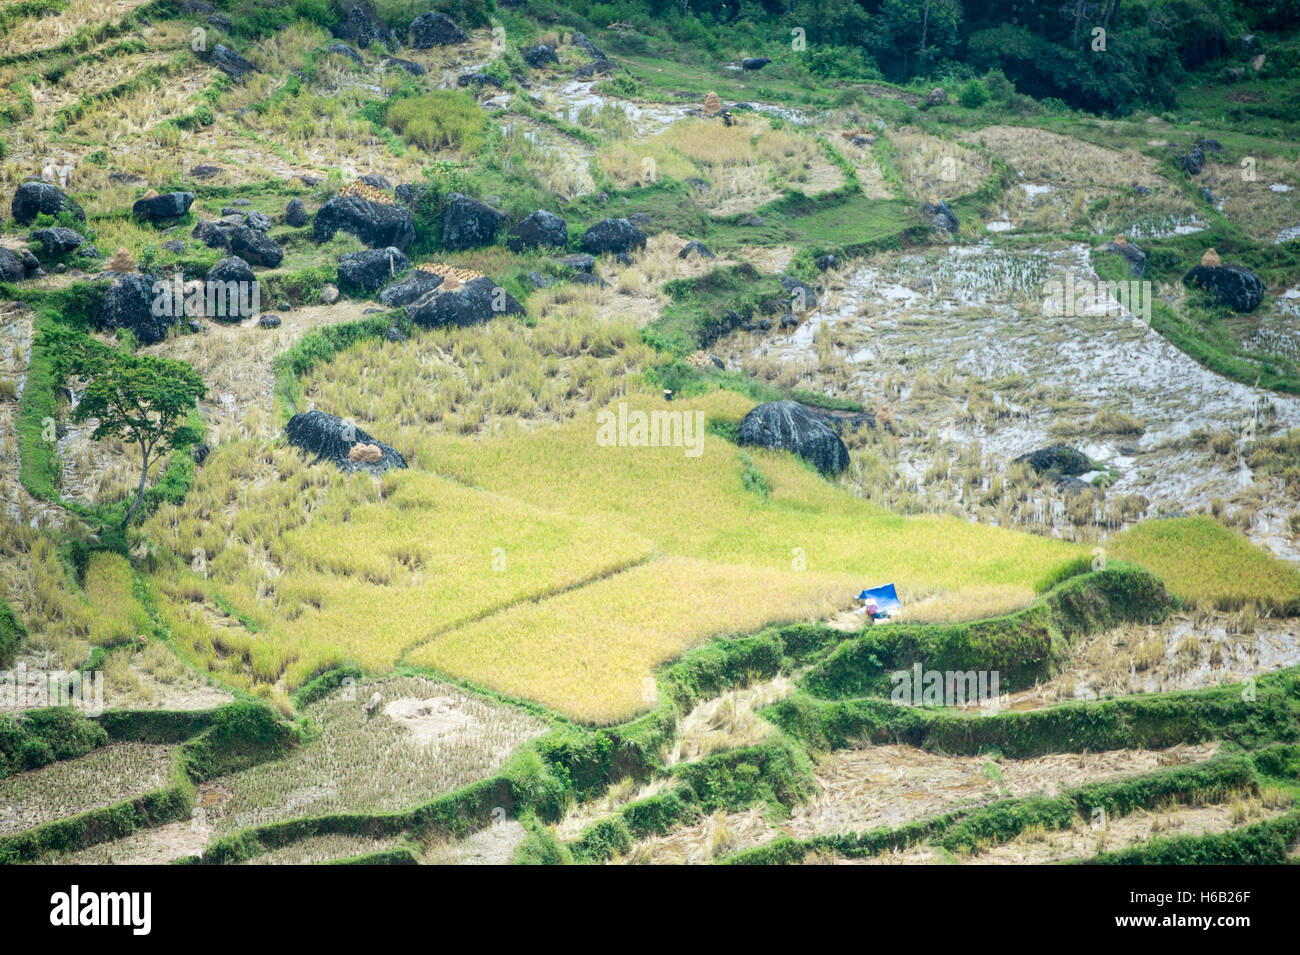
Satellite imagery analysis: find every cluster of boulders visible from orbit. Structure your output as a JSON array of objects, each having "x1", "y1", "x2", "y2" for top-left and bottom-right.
[{"x1": 194, "y1": 210, "x2": 284, "y2": 267}]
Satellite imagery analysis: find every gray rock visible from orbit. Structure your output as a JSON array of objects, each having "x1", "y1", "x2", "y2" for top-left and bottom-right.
[
  {"x1": 379, "y1": 268, "x2": 442, "y2": 307},
  {"x1": 313, "y1": 193, "x2": 416, "y2": 250},
  {"x1": 572, "y1": 33, "x2": 606, "y2": 60},
  {"x1": 507, "y1": 210, "x2": 567, "y2": 252},
  {"x1": 1100, "y1": 239, "x2": 1146, "y2": 278},
  {"x1": 0, "y1": 249, "x2": 27, "y2": 282},
  {"x1": 12, "y1": 180, "x2": 85, "y2": 225},
  {"x1": 229, "y1": 226, "x2": 283, "y2": 268},
  {"x1": 410, "y1": 11, "x2": 465, "y2": 48},
  {"x1": 133, "y1": 191, "x2": 195, "y2": 222},
  {"x1": 30, "y1": 227, "x2": 85, "y2": 255},
  {"x1": 385, "y1": 326, "x2": 408, "y2": 342},
  {"x1": 679, "y1": 240, "x2": 714, "y2": 259},
  {"x1": 285, "y1": 198, "x2": 309, "y2": 227},
  {"x1": 286, "y1": 409, "x2": 406, "y2": 475},
  {"x1": 458, "y1": 71, "x2": 503, "y2": 88},
  {"x1": 737, "y1": 401, "x2": 850, "y2": 475},
  {"x1": 95, "y1": 272, "x2": 176, "y2": 345},
  {"x1": 522, "y1": 45, "x2": 559, "y2": 68},
  {"x1": 383, "y1": 56, "x2": 426, "y2": 75},
  {"x1": 332, "y1": 2, "x2": 394, "y2": 49},
  {"x1": 1182, "y1": 264, "x2": 1264, "y2": 313},
  {"x1": 925, "y1": 87, "x2": 949, "y2": 107},
  {"x1": 326, "y1": 41, "x2": 364, "y2": 65},
  {"x1": 1179, "y1": 146, "x2": 1205, "y2": 175},
  {"x1": 161, "y1": 240, "x2": 186, "y2": 253},
  {"x1": 441, "y1": 193, "x2": 507, "y2": 250},
  {"x1": 815, "y1": 254, "x2": 837, "y2": 271},
  {"x1": 209, "y1": 43, "x2": 257, "y2": 80},
  {"x1": 338, "y1": 246, "x2": 410, "y2": 293},
  {"x1": 555, "y1": 253, "x2": 595, "y2": 273},
  {"x1": 922, "y1": 197, "x2": 958, "y2": 232},
  {"x1": 581, "y1": 218, "x2": 646, "y2": 256},
  {"x1": 321, "y1": 284, "x2": 340, "y2": 304},
  {"x1": 406, "y1": 276, "x2": 524, "y2": 328},
  {"x1": 1014, "y1": 445, "x2": 1091, "y2": 476},
  {"x1": 527, "y1": 270, "x2": 553, "y2": 288}
]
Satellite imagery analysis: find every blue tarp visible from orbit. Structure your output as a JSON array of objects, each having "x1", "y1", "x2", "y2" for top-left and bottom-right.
[{"x1": 856, "y1": 584, "x2": 899, "y2": 610}]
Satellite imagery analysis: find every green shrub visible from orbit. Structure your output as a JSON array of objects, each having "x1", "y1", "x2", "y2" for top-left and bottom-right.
[
  {"x1": 0, "y1": 708, "x2": 109, "y2": 779},
  {"x1": 959, "y1": 78, "x2": 990, "y2": 109},
  {"x1": 385, "y1": 90, "x2": 487, "y2": 154},
  {"x1": 0, "y1": 599, "x2": 24, "y2": 670}
]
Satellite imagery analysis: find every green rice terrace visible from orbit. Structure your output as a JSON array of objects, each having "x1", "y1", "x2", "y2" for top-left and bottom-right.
[{"x1": 0, "y1": 0, "x2": 1298, "y2": 869}]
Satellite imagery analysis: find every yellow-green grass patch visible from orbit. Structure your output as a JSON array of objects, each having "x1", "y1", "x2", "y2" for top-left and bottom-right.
[
  {"x1": 406, "y1": 556, "x2": 855, "y2": 724},
  {"x1": 1109, "y1": 516, "x2": 1300, "y2": 614}
]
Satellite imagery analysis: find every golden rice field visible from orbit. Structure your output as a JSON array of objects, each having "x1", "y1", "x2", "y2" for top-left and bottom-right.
[
  {"x1": 1109, "y1": 516, "x2": 1300, "y2": 614},
  {"x1": 406, "y1": 556, "x2": 855, "y2": 723}
]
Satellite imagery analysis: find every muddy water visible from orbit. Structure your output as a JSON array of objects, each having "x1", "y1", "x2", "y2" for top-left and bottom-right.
[{"x1": 720, "y1": 242, "x2": 1300, "y2": 561}]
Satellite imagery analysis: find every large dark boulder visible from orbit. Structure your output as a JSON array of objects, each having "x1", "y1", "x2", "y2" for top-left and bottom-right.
[
  {"x1": 581, "y1": 217, "x2": 646, "y2": 256},
  {"x1": 229, "y1": 225, "x2": 283, "y2": 267},
  {"x1": 224, "y1": 207, "x2": 272, "y2": 232},
  {"x1": 1183, "y1": 264, "x2": 1264, "y2": 313},
  {"x1": 331, "y1": 1, "x2": 394, "y2": 49},
  {"x1": 410, "y1": 11, "x2": 465, "y2": 47},
  {"x1": 209, "y1": 43, "x2": 257, "y2": 80},
  {"x1": 205, "y1": 256, "x2": 259, "y2": 321},
  {"x1": 507, "y1": 210, "x2": 567, "y2": 252},
  {"x1": 133, "y1": 191, "x2": 194, "y2": 222},
  {"x1": 406, "y1": 276, "x2": 524, "y2": 328},
  {"x1": 1014, "y1": 444, "x2": 1091, "y2": 476},
  {"x1": 0, "y1": 249, "x2": 27, "y2": 282},
  {"x1": 30, "y1": 227, "x2": 85, "y2": 256},
  {"x1": 286, "y1": 409, "x2": 406, "y2": 475},
  {"x1": 441, "y1": 193, "x2": 507, "y2": 250},
  {"x1": 12, "y1": 180, "x2": 85, "y2": 225},
  {"x1": 338, "y1": 246, "x2": 410, "y2": 293},
  {"x1": 379, "y1": 268, "x2": 443, "y2": 307},
  {"x1": 96, "y1": 272, "x2": 176, "y2": 345},
  {"x1": 737, "y1": 400, "x2": 850, "y2": 475},
  {"x1": 313, "y1": 193, "x2": 415, "y2": 250},
  {"x1": 922, "y1": 197, "x2": 958, "y2": 232},
  {"x1": 522, "y1": 45, "x2": 559, "y2": 68}
]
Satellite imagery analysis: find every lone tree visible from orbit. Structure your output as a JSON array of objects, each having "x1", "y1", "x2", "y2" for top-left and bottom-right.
[{"x1": 48, "y1": 329, "x2": 205, "y2": 528}]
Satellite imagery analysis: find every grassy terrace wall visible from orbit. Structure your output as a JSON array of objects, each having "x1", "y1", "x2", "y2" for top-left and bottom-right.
[
  {"x1": 769, "y1": 668, "x2": 1300, "y2": 757},
  {"x1": 723, "y1": 752, "x2": 1275, "y2": 865},
  {"x1": 0, "y1": 701, "x2": 296, "y2": 863},
  {"x1": 802, "y1": 564, "x2": 1171, "y2": 699}
]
